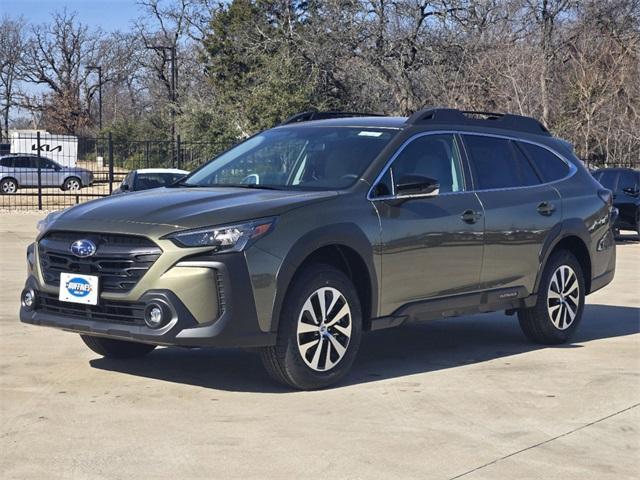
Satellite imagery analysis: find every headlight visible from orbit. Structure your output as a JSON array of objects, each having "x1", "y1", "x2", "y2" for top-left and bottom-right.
[
  {"x1": 166, "y1": 217, "x2": 276, "y2": 251},
  {"x1": 37, "y1": 209, "x2": 66, "y2": 232}
]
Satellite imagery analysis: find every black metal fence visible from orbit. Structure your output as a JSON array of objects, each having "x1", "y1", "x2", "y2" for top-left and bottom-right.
[{"x1": 0, "y1": 133, "x2": 230, "y2": 210}]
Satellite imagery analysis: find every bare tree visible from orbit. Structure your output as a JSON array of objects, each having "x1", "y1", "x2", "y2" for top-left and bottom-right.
[
  {"x1": 22, "y1": 11, "x2": 103, "y2": 134},
  {"x1": 0, "y1": 16, "x2": 27, "y2": 140}
]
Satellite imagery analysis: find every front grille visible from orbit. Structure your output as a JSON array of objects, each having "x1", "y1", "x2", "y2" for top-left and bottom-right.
[
  {"x1": 38, "y1": 292, "x2": 146, "y2": 325},
  {"x1": 39, "y1": 231, "x2": 162, "y2": 293}
]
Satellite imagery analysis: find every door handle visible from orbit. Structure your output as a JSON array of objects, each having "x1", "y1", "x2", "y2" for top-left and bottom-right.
[
  {"x1": 537, "y1": 201, "x2": 556, "y2": 216},
  {"x1": 461, "y1": 209, "x2": 482, "y2": 224}
]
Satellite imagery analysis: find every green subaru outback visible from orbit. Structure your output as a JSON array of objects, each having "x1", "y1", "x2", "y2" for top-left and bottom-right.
[{"x1": 20, "y1": 109, "x2": 616, "y2": 389}]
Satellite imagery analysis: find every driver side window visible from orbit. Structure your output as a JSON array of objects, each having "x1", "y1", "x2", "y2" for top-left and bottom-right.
[{"x1": 374, "y1": 134, "x2": 464, "y2": 196}]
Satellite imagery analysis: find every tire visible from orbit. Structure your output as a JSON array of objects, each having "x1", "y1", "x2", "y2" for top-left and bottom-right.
[
  {"x1": 62, "y1": 176, "x2": 82, "y2": 191},
  {"x1": 80, "y1": 335, "x2": 156, "y2": 359},
  {"x1": 518, "y1": 250, "x2": 585, "y2": 344},
  {"x1": 260, "y1": 264, "x2": 362, "y2": 390},
  {"x1": 1, "y1": 177, "x2": 18, "y2": 194}
]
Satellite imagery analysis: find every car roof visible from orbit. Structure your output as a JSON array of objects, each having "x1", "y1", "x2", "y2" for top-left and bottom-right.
[
  {"x1": 0, "y1": 153, "x2": 39, "y2": 157},
  {"x1": 135, "y1": 168, "x2": 189, "y2": 174},
  {"x1": 278, "y1": 108, "x2": 554, "y2": 137},
  {"x1": 0, "y1": 153, "x2": 55, "y2": 160},
  {"x1": 274, "y1": 116, "x2": 407, "y2": 129}
]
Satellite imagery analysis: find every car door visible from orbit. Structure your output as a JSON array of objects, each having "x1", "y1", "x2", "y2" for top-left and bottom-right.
[
  {"x1": 13, "y1": 157, "x2": 38, "y2": 187},
  {"x1": 38, "y1": 157, "x2": 59, "y2": 186},
  {"x1": 461, "y1": 134, "x2": 561, "y2": 294},
  {"x1": 615, "y1": 170, "x2": 639, "y2": 228},
  {"x1": 370, "y1": 133, "x2": 485, "y2": 313}
]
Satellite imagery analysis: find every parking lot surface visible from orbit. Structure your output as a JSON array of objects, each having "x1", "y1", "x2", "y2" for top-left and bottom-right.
[{"x1": 1, "y1": 212, "x2": 638, "y2": 479}]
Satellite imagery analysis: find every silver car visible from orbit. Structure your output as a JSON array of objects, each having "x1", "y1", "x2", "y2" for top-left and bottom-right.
[{"x1": 0, "y1": 154, "x2": 93, "y2": 194}]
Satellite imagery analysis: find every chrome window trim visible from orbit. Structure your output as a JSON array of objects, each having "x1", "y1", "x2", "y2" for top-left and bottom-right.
[{"x1": 367, "y1": 130, "x2": 578, "y2": 201}]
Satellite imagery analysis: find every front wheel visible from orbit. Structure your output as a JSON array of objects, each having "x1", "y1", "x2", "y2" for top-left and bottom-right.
[
  {"x1": 518, "y1": 250, "x2": 585, "y2": 344},
  {"x1": 63, "y1": 176, "x2": 82, "y2": 191},
  {"x1": 80, "y1": 335, "x2": 156, "y2": 359},
  {"x1": 260, "y1": 264, "x2": 362, "y2": 390}
]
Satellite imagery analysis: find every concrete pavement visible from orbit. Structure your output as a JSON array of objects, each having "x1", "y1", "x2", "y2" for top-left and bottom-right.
[{"x1": 1, "y1": 212, "x2": 638, "y2": 479}]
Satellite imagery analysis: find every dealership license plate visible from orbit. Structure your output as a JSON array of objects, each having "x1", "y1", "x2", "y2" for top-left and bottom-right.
[{"x1": 59, "y1": 273, "x2": 99, "y2": 305}]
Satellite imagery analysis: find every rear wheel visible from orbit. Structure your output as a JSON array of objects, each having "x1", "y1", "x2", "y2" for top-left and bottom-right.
[
  {"x1": 63, "y1": 176, "x2": 81, "y2": 191},
  {"x1": 1, "y1": 177, "x2": 18, "y2": 194},
  {"x1": 80, "y1": 335, "x2": 156, "y2": 359},
  {"x1": 518, "y1": 250, "x2": 585, "y2": 344},
  {"x1": 260, "y1": 264, "x2": 362, "y2": 390}
]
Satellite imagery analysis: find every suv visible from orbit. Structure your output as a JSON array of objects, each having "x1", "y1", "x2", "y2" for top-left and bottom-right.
[
  {"x1": 112, "y1": 168, "x2": 189, "y2": 194},
  {"x1": 592, "y1": 167, "x2": 639, "y2": 240},
  {"x1": 0, "y1": 154, "x2": 93, "y2": 194},
  {"x1": 19, "y1": 108, "x2": 616, "y2": 390}
]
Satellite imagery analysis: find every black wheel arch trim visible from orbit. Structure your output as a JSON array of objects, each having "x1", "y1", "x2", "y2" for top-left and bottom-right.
[
  {"x1": 270, "y1": 222, "x2": 378, "y2": 333},
  {"x1": 63, "y1": 175, "x2": 82, "y2": 187},
  {"x1": 534, "y1": 218, "x2": 593, "y2": 295}
]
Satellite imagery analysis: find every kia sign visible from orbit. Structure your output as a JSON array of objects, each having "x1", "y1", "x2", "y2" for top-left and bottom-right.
[{"x1": 9, "y1": 130, "x2": 78, "y2": 167}]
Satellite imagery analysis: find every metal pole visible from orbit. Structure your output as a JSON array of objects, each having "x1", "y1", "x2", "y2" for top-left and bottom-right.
[
  {"x1": 36, "y1": 132, "x2": 42, "y2": 210},
  {"x1": 108, "y1": 132, "x2": 114, "y2": 194},
  {"x1": 176, "y1": 134, "x2": 181, "y2": 169},
  {"x1": 170, "y1": 46, "x2": 176, "y2": 166},
  {"x1": 98, "y1": 66, "x2": 103, "y2": 131},
  {"x1": 88, "y1": 65, "x2": 103, "y2": 131}
]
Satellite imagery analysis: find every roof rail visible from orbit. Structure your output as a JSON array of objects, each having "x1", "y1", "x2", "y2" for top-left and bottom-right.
[
  {"x1": 406, "y1": 108, "x2": 550, "y2": 136},
  {"x1": 280, "y1": 110, "x2": 384, "y2": 125}
]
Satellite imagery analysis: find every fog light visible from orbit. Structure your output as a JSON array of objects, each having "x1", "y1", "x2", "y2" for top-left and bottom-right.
[
  {"x1": 144, "y1": 303, "x2": 166, "y2": 329},
  {"x1": 22, "y1": 289, "x2": 36, "y2": 310}
]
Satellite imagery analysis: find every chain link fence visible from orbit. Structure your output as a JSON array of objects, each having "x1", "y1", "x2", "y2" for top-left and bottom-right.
[{"x1": 0, "y1": 133, "x2": 230, "y2": 210}]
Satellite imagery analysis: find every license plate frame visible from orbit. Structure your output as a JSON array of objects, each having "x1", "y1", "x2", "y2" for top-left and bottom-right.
[{"x1": 59, "y1": 272, "x2": 99, "y2": 305}]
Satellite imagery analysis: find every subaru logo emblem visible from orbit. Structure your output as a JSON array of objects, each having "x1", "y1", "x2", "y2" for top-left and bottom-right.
[{"x1": 70, "y1": 239, "x2": 97, "y2": 258}]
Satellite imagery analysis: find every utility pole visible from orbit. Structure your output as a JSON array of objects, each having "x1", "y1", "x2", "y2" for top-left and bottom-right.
[{"x1": 87, "y1": 65, "x2": 103, "y2": 131}]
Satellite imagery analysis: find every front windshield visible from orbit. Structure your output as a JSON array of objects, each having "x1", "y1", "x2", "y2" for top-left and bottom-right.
[
  {"x1": 182, "y1": 126, "x2": 397, "y2": 190},
  {"x1": 135, "y1": 172, "x2": 187, "y2": 190}
]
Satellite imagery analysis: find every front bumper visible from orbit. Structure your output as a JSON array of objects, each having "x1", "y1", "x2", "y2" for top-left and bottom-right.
[{"x1": 20, "y1": 249, "x2": 276, "y2": 348}]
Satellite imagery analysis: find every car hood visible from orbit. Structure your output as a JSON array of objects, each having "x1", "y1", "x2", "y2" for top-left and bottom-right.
[{"x1": 48, "y1": 187, "x2": 339, "y2": 236}]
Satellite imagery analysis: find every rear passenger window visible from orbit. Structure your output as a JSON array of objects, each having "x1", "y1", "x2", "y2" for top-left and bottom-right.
[
  {"x1": 518, "y1": 142, "x2": 570, "y2": 182},
  {"x1": 463, "y1": 135, "x2": 540, "y2": 189},
  {"x1": 13, "y1": 157, "x2": 30, "y2": 168}
]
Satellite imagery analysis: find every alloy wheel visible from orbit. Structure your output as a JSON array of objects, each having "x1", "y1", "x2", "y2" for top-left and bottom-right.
[
  {"x1": 2, "y1": 181, "x2": 16, "y2": 193},
  {"x1": 66, "y1": 179, "x2": 80, "y2": 190},
  {"x1": 547, "y1": 265, "x2": 580, "y2": 330},
  {"x1": 296, "y1": 287, "x2": 352, "y2": 372}
]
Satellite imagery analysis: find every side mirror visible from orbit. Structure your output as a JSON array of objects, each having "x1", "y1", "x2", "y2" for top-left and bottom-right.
[
  {"x1": 622, "y1": 187, "x2": 639, "y2": 197},
  {"x1": 121, "y1": 184, "x2": 130, "y2": 191},
  {"x1": 395, "y1": 175, "x2": 439, "y2": 197}
]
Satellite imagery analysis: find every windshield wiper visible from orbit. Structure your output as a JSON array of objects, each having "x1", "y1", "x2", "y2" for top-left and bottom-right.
[{"x1": 228, "y1": 183, "x2": 282, "y2": 190}]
